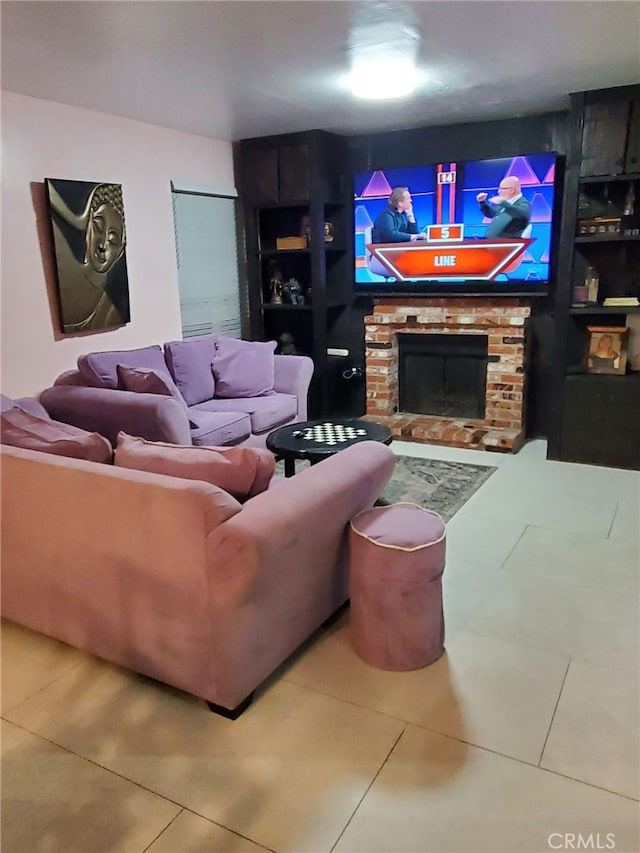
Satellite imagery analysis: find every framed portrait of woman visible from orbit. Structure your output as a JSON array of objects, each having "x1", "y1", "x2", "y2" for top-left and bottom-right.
[
  {"x1": 585, "y1": 325, "x2": 629, "y2": 375},
  {"x1": 45, "y1": 178, "x2": 131, "y2": 334}
]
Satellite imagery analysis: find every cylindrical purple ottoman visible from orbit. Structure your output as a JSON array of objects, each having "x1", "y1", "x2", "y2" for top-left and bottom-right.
[{"x1": 349, "y1": 502, "x2": 446, "y2": 671}]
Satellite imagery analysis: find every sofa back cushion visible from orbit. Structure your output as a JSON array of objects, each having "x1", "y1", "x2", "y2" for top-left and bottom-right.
[
  {"x1": 78, "y1": 345, "x2": 170, "y2": 390},
  {"x1": 1, "y1": 394, "x2": 50, "y2": 419},
  {"x1": 114, "y1": 432, "x2": 275, "y2": 500},
  {"x1": 116, "y1": 365, "x2": 187, "y2": 410},
  {"x1": 212, "y1": 337, "x2": 277, "y2": 398},
  {"x1": 164, "y1": 336, "x2": 217, "y2": 406},
  {"x1": 1, "y1": 408, "x2": 113, "y2": 463}
]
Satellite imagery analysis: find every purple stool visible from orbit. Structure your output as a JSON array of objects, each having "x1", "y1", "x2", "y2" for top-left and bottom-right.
[{"x1": 349, "y1": 502, "x2": 446, "y2": 671}]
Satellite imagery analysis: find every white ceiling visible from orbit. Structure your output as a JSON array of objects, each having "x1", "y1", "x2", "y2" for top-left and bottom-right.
[{"x1": 2, "y1": 1, "x2": 639, "y2": 142}]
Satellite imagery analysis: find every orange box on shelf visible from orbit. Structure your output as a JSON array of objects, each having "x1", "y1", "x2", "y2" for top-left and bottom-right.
[{"x1": 276, "y1": 236, "x2": 307, "y2": 250}]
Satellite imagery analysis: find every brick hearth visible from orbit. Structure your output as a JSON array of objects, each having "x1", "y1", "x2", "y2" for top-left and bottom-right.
[{"x1": 364, "y1": 298, "x2": 531, "y2": 452}]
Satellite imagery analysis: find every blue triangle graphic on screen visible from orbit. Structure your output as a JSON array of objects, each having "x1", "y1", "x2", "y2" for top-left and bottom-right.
[
  {"x1": 543, "y1": 162, "x2": 555, "y2": 184},
  {"x1": 540, "y1": 250, "x2": 550, "y2": 263},
  {"x1": 354, "y1": 204, "x2": 374, "y2": 232},
  {"x1": 505, "y1": 157, "x2": 540, "y2": 185},
  {"x1": 530, "y1": 191, "x2": 553, "y2": 222},
  {"x1": 362, "y1": 171, "x2": 392, "y2": 197}
]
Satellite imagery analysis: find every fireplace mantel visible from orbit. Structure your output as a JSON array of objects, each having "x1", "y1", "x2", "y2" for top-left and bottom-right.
[{"x1": 364, "y1": 298, "x2": 531, "y2": 452}]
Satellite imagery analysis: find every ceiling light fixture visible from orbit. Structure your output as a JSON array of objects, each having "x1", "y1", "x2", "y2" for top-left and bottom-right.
[{"x1": 346, "y1": 1, "x2": 422, "y2": 101}]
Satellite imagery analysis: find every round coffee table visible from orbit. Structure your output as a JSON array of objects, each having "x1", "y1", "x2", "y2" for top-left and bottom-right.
[{"x1": 266, "y1": 418, "x2": 392, "y2": 477}]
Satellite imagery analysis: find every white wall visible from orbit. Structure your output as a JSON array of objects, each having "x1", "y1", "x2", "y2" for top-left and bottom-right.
[{"x1": 1, "y1": 91, "x2": 235, "y2": 397}]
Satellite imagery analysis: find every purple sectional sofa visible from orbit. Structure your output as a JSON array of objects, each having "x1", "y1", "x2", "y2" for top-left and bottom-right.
[
  {"x1": 1, "y1": 438, "x2": 395, "y2": 716},
  {"x1": 40, "y1": 335, "x2": 314, "y2": 449}
]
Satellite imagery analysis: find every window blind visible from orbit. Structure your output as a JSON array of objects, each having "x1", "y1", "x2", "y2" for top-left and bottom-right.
[{"x1": 171, "y1": 187, "x2": 243, "y2": 339}]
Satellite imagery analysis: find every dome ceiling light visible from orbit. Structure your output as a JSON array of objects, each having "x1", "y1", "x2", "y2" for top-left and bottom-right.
[{"x1": 346, "y1": 1, "x2": 423, "y2": 101}]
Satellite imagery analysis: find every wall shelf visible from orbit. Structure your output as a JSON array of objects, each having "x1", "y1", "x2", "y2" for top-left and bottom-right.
[
  {"x1": 569, "y1": 305, "x2": 640, "y2": 314},
  {"x1": 549, "y1": 83, "x2": 640, "y2": 470},
  {"x1": 237, "y1": 129, "x2": 351, "y2": 417},
  {"x1": 579, "y1": 173, "x2": 640, "y2": 184},
  {"x1": 575, "y1": 233, "x2": 640, "y2": 244}
]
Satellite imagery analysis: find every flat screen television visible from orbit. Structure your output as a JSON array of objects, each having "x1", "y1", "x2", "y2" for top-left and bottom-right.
[{"x1": 353, "y1": 152, "x2": 560, "y2": 297}]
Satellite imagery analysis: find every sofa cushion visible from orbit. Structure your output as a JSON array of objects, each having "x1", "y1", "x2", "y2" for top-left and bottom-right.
[
  {"x1": 114, "y1": 433, "x2": 275, "y2": 499},
  {"x1": 117, "y1": 365, "x2": 187, "y2": 410},
  {"x1": 187, "y1": 410, "x2": 251, "y2": 447},
  {"x1": 1, "y1": 407, "x2": 113, "y2": 463},
  {"x1": 164, "y1": 336, "x2": 217, "y2": 406},
  {"x1": 192, "y1": 393, "x2": 297, "y2": 434},
  {"x1": 212, "y1": 338, "x2": 277, "y2": 398},
  {"x1": 1, "y1": 394, "x2": 50, "y2": 420},
  {"x1": 78, "y1": 345, "x2": 170, "y2": 390}
]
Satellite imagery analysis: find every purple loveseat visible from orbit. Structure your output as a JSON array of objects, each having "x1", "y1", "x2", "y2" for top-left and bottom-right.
[{"x1": 40, "y1": 335, "x2": 313, "y2": 449}]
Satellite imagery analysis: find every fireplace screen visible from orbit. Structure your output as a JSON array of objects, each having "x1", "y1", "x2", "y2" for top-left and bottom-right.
[{"x1": 398, "y1": 333, "x2": 488, "y2": 419}]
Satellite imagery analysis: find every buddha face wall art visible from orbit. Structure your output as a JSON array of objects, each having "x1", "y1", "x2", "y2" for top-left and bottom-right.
[{"x1": 45, "y1": 178, "x2": 131, "y2": 333}]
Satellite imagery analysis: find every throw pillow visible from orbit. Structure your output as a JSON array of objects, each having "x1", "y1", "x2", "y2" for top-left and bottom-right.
[
  {"x1": 1, "y1": 408, "x2": 113, "y2": 463},
  {"x1": 114, "y1": 433, "x2": 276, "y2": 500},
  {"x1": 117, "y1": 365, "x2": 187, "y2": 409},
  {"x1": 78, "y1": 345, "x2": 168, "y2": 389},
  {"x1": 211, "y1": 337, "x2": 277, "y2": 398},
  {"x1": 164, "y1": 337, "x2": 217, "y2": 406}
]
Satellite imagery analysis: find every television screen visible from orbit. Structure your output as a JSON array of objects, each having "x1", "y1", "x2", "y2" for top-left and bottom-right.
[{"x1": 353, "y1": 153, "x2": 559, "y2": 296}]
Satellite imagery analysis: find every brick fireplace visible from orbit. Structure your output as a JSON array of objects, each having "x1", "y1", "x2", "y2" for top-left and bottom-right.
[{"x1": 364, "y1": 298, "x2": 531, "y2": 452}]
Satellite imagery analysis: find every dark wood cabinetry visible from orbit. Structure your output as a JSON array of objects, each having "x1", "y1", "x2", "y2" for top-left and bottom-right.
[
  {"x1": 550, "y1": 84, "x2": 640, "y2": 470},
  {"x1": 579, "y1": 90, "x2": 640, "y2": 176},
  {"x1": 235, "y1": 130, "x2": 351, "y2": 417},
  {"x1": 560, "y1": 374, "x2": 640, "y2": 469}
]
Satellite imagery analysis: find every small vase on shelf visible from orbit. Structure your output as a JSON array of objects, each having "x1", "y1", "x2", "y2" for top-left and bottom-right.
[
  {"x1": 585, "y1": 266, "x2": 599, "y2": 304},
  {"x1": 622, "y1": 182, "x2": 639, "y2": 236}
]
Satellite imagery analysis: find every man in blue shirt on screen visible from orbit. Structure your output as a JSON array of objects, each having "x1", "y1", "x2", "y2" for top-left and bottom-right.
[
  {"x1": 476, "y1": 176, "x2": 531, "y2": 238},
  {"x1": 372, "y1": 187, "x2": 427, "y2": 243}
]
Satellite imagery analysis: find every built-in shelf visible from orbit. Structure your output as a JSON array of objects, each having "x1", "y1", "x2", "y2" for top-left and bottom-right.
[
  {"x1": 260, "y1": 249, "x2": 311, "y2": 257},
  {"x1": 578, "y1": 173, "x2": 640, "y2": 184},
  {"x1": 570, "y1": 305, "x2": 640, "y2": 314},
  {"x1": 262, "y1": 303, "x2": 312, "y2": 311},
  {"x1": 574, "y1": 233, "x2": 640, "y2": 244}
]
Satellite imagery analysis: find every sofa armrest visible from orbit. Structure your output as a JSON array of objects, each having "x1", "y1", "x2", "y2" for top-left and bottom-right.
[
  {"x1": 203, "y1": 440, "x2": 396, "y2": 708},
  {"x1": 54, "y1": 369, "x2": 88, "y2": 386},
  {"x1": 39, "y1": 386, "x2": 192, "y2": 446},
  {"x1": 273, "y1": 355, "x2": 314, "y2": 421}
]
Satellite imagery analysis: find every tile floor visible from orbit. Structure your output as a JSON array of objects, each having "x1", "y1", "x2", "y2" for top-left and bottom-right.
[{"x1": 2, "y1": 439, "x2": 639, "y2": 853}]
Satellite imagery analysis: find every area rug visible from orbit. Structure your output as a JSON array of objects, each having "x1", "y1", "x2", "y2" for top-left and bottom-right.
[
  {"x1": 276, "y1": 455, "x2": 496, "y2": 521},
  {"x1": 378, "y1": 455, "x2": 496, "y2": 521}
]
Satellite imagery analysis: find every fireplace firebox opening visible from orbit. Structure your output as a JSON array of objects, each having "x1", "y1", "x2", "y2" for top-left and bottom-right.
[{"x1": 398, "y1": 333, "x2": 488, "y2": 419}]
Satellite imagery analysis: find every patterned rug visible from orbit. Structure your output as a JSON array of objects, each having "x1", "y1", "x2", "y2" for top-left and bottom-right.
[
  {"x1": 378, "y1": 455, "x2": 496, "y2": 521},
  {"x1": 276, "y1": 454, "x2": 496, "y2": 521}
]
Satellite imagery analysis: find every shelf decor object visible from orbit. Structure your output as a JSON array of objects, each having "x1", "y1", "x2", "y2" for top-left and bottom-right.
[
  {"x1": 276, "y1": 236, "x2": 307, "y2": 250},
  {"x1": 585, "y1": 325, "x2": 630, "y2": 375},
  {"x1": 577, "y1": 217, "x2": 621, "y2": 235}
]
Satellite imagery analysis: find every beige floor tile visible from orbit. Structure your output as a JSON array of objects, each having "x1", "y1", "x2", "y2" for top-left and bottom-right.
[
  {"x1": 503, "y1": 525, "x2": 639, "y2": 595},
  {"x1": 334, "y1": 725, "x2": 640, "y2": 853},
  {"x1": 610, "y1": 497, "x2": 640, "y2": 543},
  {"x1": 1, "y1": 720, "x2": 179, "y2": 853},
  {"x1": 462, "y1": 482, "x2": 617, "y2": 538},
  {"x1": 1, "y1": 619, "x2": 87, "y2": 713},
  {"x1": 147, "y1": 810, "x2": 269, "y2": 852},
  {"x1": 445, "y1": 564, "x2": 639, "y2": 673},
  {"x1": 392, "y1": 440, "x2": 508, "y2": 468},
  {"x1": 5, "y1": 657, "x2": 404, "y2": 853},
  {"x1": 284, "y1": 616, "x2": 568, "y2": 764},
  {"x1": 541, "y1": 659, "x2": 640, "y2": 799},
  {"x1": 485, "y1": 454, "x2": 640, "y2": 504},
  {"x1": 444, "y1": 512, "x2": 526, "y2": 570}
]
